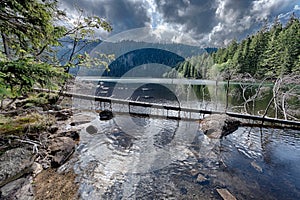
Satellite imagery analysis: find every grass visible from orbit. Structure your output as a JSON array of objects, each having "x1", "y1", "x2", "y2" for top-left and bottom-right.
[{"x1": 0, "y1": 113, "x2": 56, "y2": 136}]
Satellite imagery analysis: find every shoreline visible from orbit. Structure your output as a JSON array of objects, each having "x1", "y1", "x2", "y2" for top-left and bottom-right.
[{"x1": 0, "y1": 93, "x2": 84, "y2": 199}]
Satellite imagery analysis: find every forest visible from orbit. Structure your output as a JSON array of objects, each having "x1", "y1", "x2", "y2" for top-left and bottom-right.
[
  {"x1": 175, "y1": 15, "x2": 300, "y2": 80},
  {"x1": 0, "y1": 0, "x2": 113, "y2": 104},
  {"x1": 0, "y1": 0, "x2": 299, "y2": 102}
]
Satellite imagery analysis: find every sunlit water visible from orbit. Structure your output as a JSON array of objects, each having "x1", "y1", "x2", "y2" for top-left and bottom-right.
[
  {"x1": 72, "y1": 80, "x2": 300, "y2": 199},
  {"x1": 73, "y1": 113, "x2": 300, "y2": 199}
]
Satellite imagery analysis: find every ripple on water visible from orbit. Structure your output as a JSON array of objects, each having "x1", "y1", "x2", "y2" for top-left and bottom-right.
[{"x1": 74, "y1": 113, "x2": 300, "y2": 200}]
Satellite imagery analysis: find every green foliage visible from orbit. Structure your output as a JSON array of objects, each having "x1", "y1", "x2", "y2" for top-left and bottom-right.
[
  {"x1": 57, "y1": 7, "x2": 113, "y2": 72},
  {"x1": 16, "y1": 92, "x2": 60, "y2": 109},
  {"x1": 212, "y1": 15, "x2": 300, "y2": 79},
  {"x1": 0, "y1": 0, "x2": 66, "y2": 58},
  {"x1": 0, "y1": 0, "x2": 113, "y2": 100},
  {"x1": 173, "y1": 53, "x2": 214, "y2": 79},
  {"x1": 0, "y1": 58, "x2": 69, "y2": 100},
  {"x1": 78, "y1": 52, "x2": 115, "y2": 70}
]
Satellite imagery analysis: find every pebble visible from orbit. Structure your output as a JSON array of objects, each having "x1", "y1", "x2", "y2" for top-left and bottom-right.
[
  {"x1": 196, "y1": 174, "x2": 208, "y2": 183},
  {"x1": 216, "y1": 188, "x2": 237, "y2": 200},
  {"x1": 251, "y1": 161, "x2": 263, "y2": 173}
]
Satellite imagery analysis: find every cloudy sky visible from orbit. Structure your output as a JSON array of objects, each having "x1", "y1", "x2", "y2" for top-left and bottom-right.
[{"x1": 60, "y1": 0, "x2": 300, "y2": 47}]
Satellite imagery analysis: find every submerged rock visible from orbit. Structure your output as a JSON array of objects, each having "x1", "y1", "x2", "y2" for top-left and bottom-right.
[
  {"x1": 86, "y1": 125, "x2": 98, "y2": 134},
  {"x1": 216, "y1": 188, "x2": 237, "y2": 200},
  {"x1": 99, "y1": 110, "x2": 114, "y2": 120},
  {"x1": 196, "y1": 174, "x2": 208, "y2": 184},
  {"x1": 251, "y1": 161, "x2": 263, "y2": 173},
  {"x1": 200, "y1": 114, "x2": 240, "y2": 139}
]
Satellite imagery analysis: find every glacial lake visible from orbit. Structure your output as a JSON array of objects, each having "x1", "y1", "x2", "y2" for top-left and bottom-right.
[{"x1": 71, "y1": 78, "x2": 300, "y2": 199}]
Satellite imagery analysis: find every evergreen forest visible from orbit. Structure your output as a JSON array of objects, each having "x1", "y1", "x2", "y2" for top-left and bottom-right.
[{"x1": 175, "y1": 15, "x2": 300, "y2": 80}]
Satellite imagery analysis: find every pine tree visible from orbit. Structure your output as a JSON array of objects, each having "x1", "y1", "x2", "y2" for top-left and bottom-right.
[
  {"x1": 227, "y1": 39, "x2": 238, "y2": 59},
  {"x1": 259, "y1": 17, "x2": 283, "y2": 77},
  {"x1": 280, "y1": 15, "x2": 300, "y2": 74}
]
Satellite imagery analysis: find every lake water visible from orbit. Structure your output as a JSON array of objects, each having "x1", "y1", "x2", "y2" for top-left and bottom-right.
[{"x1": 72, "y1": 78, "x2": 300, "y2": 199}]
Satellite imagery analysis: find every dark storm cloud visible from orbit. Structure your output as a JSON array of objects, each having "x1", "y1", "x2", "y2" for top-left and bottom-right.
[
  {"x1": 154, "y1": 0, "x2": 217, "y2": 33},
  {"x1": 155, "y1": 0, "x2": 299, "y2": 46},
  {"x1": 60, "y1": 0, "x2": 151, "y2": 33},
  {"x1": 60, "y1": 0, "x2": 299, "y2": 46}
]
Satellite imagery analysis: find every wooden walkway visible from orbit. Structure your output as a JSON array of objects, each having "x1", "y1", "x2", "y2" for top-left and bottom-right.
[{"x1": 34, "y1": 88, "x2": 300, "y2": 128}]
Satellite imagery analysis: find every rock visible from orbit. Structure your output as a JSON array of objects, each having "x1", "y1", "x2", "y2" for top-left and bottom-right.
[
  {"x1": 216, "y1": 188, "x2": 237, "y2": 200},
  {"x1": 251, "y1": 161, "x2": 263, "y2": 173},
  {"x1": 0, "y1": 148, "x2": 34, "y2": 187},
  {"x1": 52, "y1": 104, "x2": 62, "y2": 111},
  {"x1": 70, "y1": 112, "x2": 96, "y2": 126},
  {"x1": 41, "y1": 162, "x2": 50, "y2": 170},
  {"x1": 200, "y1": 114, "x2": 240, "y2": 139},
  {"x1": 190, "y1": 169, "x2": 199, "y2": 176},
  {"x1": 52, "y1": 109, "x2": 72, "y2": 121},
  {"x1": 99, "y1": 110, "x2": 114, "y2": 120},
  {"x1": 48, "y1": 126, "x2": 59, "y2": 134},
  {"x1": 86, "y1": 125, "x2": 98, "y2": 134},
  {"x1": 70, "y1": 121, "x2": 91, "y2": 126},
  {"x1": 32, "y1": 162, "x2": 43, "y2": 177},
  {"x1": 0, "y1": 176, "x2": 34, "y2": 200},
  {"x1": 48, "y1": 137, "x2": 75, "y2": 168},
  {"x1": 196, "y1": 174, "x2": 208, "y2": 184},
  {"x1": 56, "y1": 130, "x2": 80, "y2": 141}
]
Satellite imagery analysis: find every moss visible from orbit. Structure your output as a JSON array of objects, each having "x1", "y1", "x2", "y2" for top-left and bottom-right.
[
  {"x1": 0, "y1": 113, "x2": 56, "y2": 136},
  {"x1": 23, "y1": 102, "x2": 35, "y2": 109}
]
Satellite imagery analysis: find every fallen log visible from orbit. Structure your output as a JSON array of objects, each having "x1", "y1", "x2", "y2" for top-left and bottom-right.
[{"x1": 33, "y1": 88, "x2": 300, "y2": 129}]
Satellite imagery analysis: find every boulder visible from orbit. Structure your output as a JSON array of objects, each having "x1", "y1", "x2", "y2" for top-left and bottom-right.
[
  {"x1": 0, "y1": 148, "x2": 34, "y2": 188},
  {"x1": 0, "y1": 176, "x2": 34, "y2": 200},
  {"x1": 200, "y1": 114, "x2": 240, "y2": 139},
  {"x1": 48, "y1": 137, "x2": 75, "y2": 168}
]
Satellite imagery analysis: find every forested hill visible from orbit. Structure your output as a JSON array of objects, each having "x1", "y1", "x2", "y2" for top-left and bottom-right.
[
  {"x1": 212, "y1": 14, "x2": 300, "y2": 79},
  {"x1": 76, "y1": 40, "x2": 217, "y2": 76}
]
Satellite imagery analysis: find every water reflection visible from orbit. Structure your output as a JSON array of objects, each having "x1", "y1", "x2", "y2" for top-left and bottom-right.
[
  {"x1": 94, "y1": 79, "x2": 277, "y2": 116},
  {"x1": 73, "y1": 79, "x2": 300, "y2": 199},
  {"x1": 74, "y1": 113, "x2": 300, "y2": 199}
]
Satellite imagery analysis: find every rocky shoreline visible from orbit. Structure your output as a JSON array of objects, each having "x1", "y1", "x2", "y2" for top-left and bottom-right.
[
  {"x1": 0, "y1": 91, "x2": 242, "y2": 200},
  {"x1": 0, "y1": 93, "x2": 86, "y2": 199}
]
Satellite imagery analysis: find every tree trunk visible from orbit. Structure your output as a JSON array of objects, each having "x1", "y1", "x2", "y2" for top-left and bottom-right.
[{"x1": 1, "y1": 32, "x2": 10, "y2": 59}]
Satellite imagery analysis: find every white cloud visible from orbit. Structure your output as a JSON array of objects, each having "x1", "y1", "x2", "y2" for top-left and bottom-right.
[
  {"x1": 59, "y1": 0, "x2": 299, "y2": 47},
  {"x1": 251, "y1": 0, "x2": 291, "y2": 21}
]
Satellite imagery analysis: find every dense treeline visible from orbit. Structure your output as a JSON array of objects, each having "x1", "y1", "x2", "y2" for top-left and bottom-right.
[
  {"x1": 174, "y1": 14, "x2": 300, "y2": 80},
  {"x1": 172, "y1": 53, "x2": 214, "y2": 79},
  {"x1": 212, "y1": 14, "x2": 300, "y2": 79}
]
